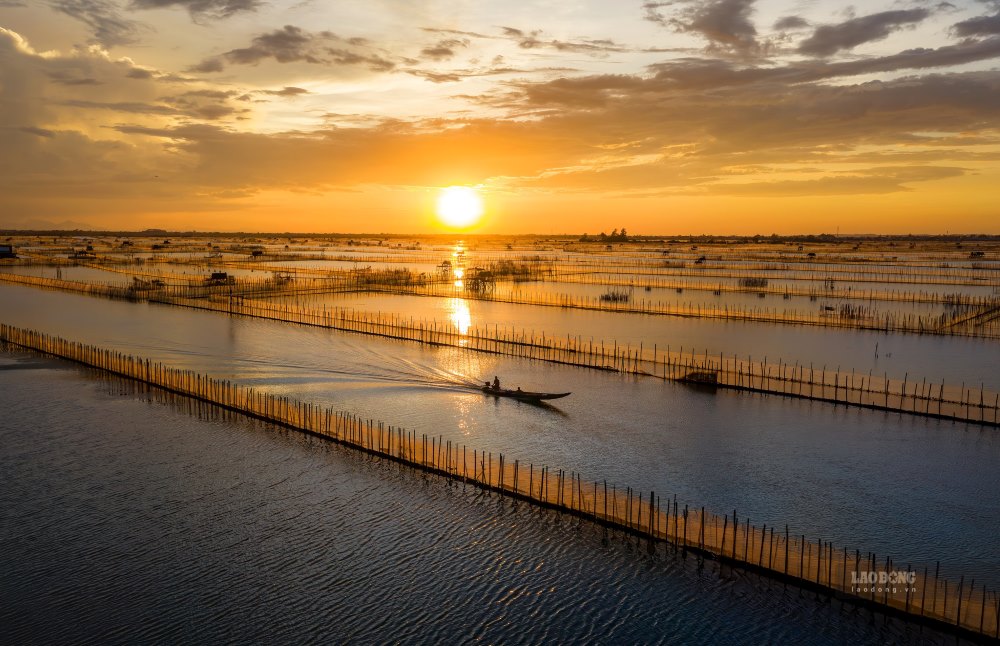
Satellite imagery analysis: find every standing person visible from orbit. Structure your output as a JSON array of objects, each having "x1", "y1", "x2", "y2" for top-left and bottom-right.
[{"x1": 493, "y1": 376, "x2": 500, "y2": 390}]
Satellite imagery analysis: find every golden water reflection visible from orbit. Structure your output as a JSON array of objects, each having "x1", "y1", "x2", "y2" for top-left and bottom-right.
[{"x1": 448, "y1": 297, "x2": 472, "y2": 336}]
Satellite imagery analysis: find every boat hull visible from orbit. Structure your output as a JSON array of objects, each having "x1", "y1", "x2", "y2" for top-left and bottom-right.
[{"x1": 481, "y1": 387, "x2": 571, "y2": 401}]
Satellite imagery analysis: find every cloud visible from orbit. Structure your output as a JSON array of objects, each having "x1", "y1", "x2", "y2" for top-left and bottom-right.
[
  {"x1": 126, "y1": 67, "x2": 155, "y2": 79},
  {"x1": 160, "y1": 89, "x2": 249, "y2": 119},
  {"x1": 706, "y1": 166, "x2": 966, "y2": 196},
  {"x1": 128, "y1": 0, "x2": 261, "y2": 20},
  {"x1": 324, "y1": 48, "x2": 395, "y2": 71},
  {"x1": 19, "y1": 126, "x2": 56, "y2": 138},
  {"x1": 0, "y1": 26, "x2": 251, "y2": 135},
  {"x1": 644, "y1": 37, "x2": 1000, "y2": 90},
  {"x1": 420, "y1": 27, "x2": 495, "y2": 40},
  {"x1": 645, "y1": 0, "x2": 761, "y2": 53},
  {"x1": 221, "y1": 25, "x2": 324, "y2": 65},
  {"x1": 488, "y1": 64, "x2": 1000, "y2": 198},
  {"x1": 79, "y1": 67, "x2": 998, "y2": 203},
  {"x1": 405, "y1": 70, "x2": 463, "y2": 83},
  {"x1": 773, "y1": 16, "x2": 809, "y2": 31},
  {"x1": 48, "y1": 0, "x2": 261, "y2": 48},
  {"x1": 2, "y1": 16, "x2": 998, "y2": 223},
  {"x1": 192, "y1": 22, "x2": 628, "y2": 82},
  {"x1": 798, "y1": 9, "x2": 931, "y2": 57},
  {"x1": 420, "y1": 38, "x2": 469, "y2": 61},
  {"x1": 188, "y1": 57, "x2": 226, "y2": 73},
  {"x1": 190, "y1": 25, "x2": 397, "y2": 72},
  {"x1": 63, "y1": 99, "x2": 181, "y2": 115},
  {"x1": 519, "y1": 74, "x2": 645, "y2": 107},
  {"x1": 47, "y1": 0, "x2": 143, "y2": 47},
  {"x1": 404, "y1": 65, "x2": 563, "y2": 84},
  {"x1": 260, "y1": 86, "x2": 310, "y2": 97},
  {"x1": 518, "y1": 154, "x2": 971, "y2": 196},
  {"x1": 498, "y1": 26, "x2": 628, "y2": 55},
  {"x1": 48, "y1": 70, "x2": 102, "y2": 85},
  {"x1": 952, "y1": 13, "x2": 1000, "y2": 37}
]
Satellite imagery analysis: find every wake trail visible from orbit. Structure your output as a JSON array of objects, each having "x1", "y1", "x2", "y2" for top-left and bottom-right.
[{"x1": 134, "y1": 335, "x2": 483, "y2": 391}]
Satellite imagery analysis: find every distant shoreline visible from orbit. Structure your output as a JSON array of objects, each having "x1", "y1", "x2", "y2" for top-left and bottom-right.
[{"x1": 3, "y1": 230, "x2": 1000, "y2": 242}]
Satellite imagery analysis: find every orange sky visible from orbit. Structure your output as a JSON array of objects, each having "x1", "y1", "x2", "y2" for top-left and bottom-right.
[{"x1": 1, "y1": 1, "x2": 999, "y2": 233}]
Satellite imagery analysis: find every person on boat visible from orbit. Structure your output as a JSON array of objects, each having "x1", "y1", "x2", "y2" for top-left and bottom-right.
[
  {"x1": 492, "y1": 376, "x2": 500, "y2": 390},
  {"x1": 483, "y1": 381, "x2": 491, "y2": 390},
  {"x1": 516, "y1": 386, "x2": 522, "y2": 393}
]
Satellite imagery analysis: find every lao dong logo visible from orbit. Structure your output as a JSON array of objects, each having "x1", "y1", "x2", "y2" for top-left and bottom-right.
[{"x1": 851, "y1": 570, "x2": 918, "y2": 594}]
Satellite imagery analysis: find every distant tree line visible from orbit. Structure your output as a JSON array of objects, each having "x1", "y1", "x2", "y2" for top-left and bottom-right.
[{"x1": 580, "y1": 228, "x2": 629, "y2": 242}]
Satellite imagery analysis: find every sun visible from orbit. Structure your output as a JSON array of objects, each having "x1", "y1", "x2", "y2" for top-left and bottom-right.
[{"x1": 436, "y1": 186, "x2": 484, "y2": 229}]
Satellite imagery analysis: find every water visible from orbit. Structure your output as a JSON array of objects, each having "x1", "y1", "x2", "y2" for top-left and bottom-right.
[
  {"x1": 0, "y1": 264, "x2": 134, "y2": 283},
  {"x1": 0, "y1": 262, "x2": 276, "y2": 281},
  {"x1": 266, "y1": 289, "x2": 1000, "y2": 388},
  {"x1": 0, "y1": 358, "x2": 957, "y2": 644},
  {"x1": 2, "y1": 283, "x2": 999, "y2": 591}
]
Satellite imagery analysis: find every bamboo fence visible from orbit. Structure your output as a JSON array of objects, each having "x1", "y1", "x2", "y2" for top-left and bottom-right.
[
  {"x1": 0, "y1": 323, "x2": 996, "y2": 642},
  {"x1": 158, "y1": 295, "x2": 1000, "y2": 426},
  {"x1": 380, "y1": 282, "x2": 1000, "y2": 339},
  {"x1": 3, "y1": 270, "x2": 998, "y2": 424},
  {"x1": 0, "y1": 271, "x2": 345, "y2": 301},
  {"x1": 546, "y1": 272, "x2": 998, "y2": 306},
  {"x1": 548, "y1": 257, "x2": 1000, "y2": 286},
  {"x1": 6, "y1": 261, "x2": 1000, "y2": 338}
]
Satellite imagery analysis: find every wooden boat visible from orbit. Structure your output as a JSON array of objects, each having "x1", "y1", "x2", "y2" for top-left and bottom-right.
[
  {"x1": 681, "y1": 370, "x2": 719, "y2": 385},
  {"x1": 480, "y1": 386, "x2": 571, "y2": 402}
]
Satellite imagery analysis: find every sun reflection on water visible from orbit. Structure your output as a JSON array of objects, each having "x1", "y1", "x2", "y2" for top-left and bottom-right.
[{"x1": 448, "y1": 297, "x2": 472, "y2": 339}]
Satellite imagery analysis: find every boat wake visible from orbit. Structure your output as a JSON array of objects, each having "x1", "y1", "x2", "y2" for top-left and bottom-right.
[{"x1": 133, "y1": 328, "x2": 515, "y2": 396}]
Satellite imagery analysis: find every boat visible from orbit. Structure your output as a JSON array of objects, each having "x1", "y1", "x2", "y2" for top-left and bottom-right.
[
  {"x1": 480, "y1": 386, "x2": 571, "y2": 402},
  {"x1": 680, "y1": 369, "x2": 718, "y2": 385}
]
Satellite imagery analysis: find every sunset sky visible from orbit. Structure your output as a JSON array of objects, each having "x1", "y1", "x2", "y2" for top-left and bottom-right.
[{"x1": 1, "y1": 0, "x2": 999, "y2": 233}]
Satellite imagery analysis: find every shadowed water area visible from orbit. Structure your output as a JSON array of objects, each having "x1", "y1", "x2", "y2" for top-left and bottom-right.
[
  {"x1": 0, "y1": 357, "x2": 960, "y2": 644},
  {"x1": 2, "y1": 283, "x2": 999, "y2": 592}
]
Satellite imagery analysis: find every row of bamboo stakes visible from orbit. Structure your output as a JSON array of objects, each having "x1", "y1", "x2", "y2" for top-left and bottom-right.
[
  {"x1": 387, "y1": 281, "x2": 1000, "y2": 339},
  {"x1": 0, "y1": 271, "x2": 337, "y2": 301},
  {"x1": 208, "y1": 249, "x2": 999, "y2": 285},
  {"x1": 0, "y1": 322, "x2": 996, "y2": 641},
  {"x1": 1, "y1": 270, "x2": 996, "y2": 425},
  {"x1": 5, "y1": 258, "x2": 999, "y2": 338},
  {"x1": 12, "y1": 243, "x2": 999, "y2": 287},
  {"x1": 156, "y1": 294, "x2": 1000, "y2": 427},
  {"x1": 75, "y1": 254, "x2": 1000, "y2": 307},
  {"x1": 546, "y1": 271, "x2": 999, "y2": 307},
  {"x1": 552, "y1": 248, "x2": 997, "y2": 270},
  {"x1": 548, "y1": 256, "x2": 999, "y2": 286},
  {"x1": 7, "y1": 263, "x2": 998, "y2": 340},
  {"x1": 167, "y1": 249, "x2": 1000, "y2": 288}
]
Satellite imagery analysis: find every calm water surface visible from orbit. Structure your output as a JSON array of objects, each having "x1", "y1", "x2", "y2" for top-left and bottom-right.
[
  {"x1": 275, "y1": 289, "x2": 1000, "y2": 388},
  {"x1": 2, "y1": 283, "x2": 999, "y2": 591},
  {"x1": 0, "y1": 358, "x2": 958, "y2": 644}
]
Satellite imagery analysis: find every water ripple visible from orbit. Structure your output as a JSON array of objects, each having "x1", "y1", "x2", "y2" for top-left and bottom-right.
[{"x1": 0, "y1": 357, "x2": 965, "y2": 645}]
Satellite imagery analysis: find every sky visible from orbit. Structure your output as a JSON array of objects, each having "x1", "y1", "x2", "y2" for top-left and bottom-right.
[{"x1": 1, "y1": 0, "x2": 999, "y2": 234}]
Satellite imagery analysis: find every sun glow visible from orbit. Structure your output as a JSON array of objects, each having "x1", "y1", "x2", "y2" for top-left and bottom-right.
[
  {"x1": 448, "y1": 298, "x2": 472, "y2": 336},
  {"x1": 436, "y1": 187, "x2": 483, "y2": 229}
]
